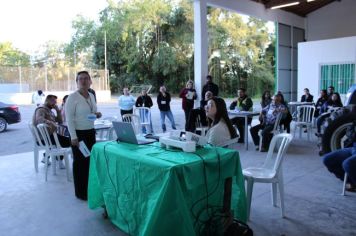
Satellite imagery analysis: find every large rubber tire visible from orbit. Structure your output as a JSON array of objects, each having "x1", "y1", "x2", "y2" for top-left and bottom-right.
[
  {"x1": 320, "y1": 107, "x2": 356, "y2": 154},
  {"x1": 0, "y1": 117, "x2": 7, "y2": 132}
]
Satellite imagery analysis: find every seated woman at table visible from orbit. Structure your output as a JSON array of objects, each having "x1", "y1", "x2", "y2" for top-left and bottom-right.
[
  {"x1": 205, "y1": 97, "x2": 238, "y2": 147},
  {"x1": 301, "y1": 88, "x2": 314, "y2": 102},
  {"x1": 314, "y1": 89, "x2": 328, "y2": 118},
  {"x1": 316, "y1": 92, "x2": 343, "y2": 134}
]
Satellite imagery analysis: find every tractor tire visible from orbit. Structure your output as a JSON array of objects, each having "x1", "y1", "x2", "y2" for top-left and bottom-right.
[{"x1": 320, "y1": 106, "x2": 356, "y2": 155}]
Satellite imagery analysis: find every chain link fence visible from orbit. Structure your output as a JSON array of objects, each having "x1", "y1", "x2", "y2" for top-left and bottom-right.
[{"x1": 0, "y1": 66, "x2": 109, "y2": 92}]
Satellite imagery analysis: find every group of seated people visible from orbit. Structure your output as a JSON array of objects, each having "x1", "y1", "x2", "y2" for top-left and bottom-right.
[{"x1": 186, "y1": 85, "x2": 291, "y2": 150}]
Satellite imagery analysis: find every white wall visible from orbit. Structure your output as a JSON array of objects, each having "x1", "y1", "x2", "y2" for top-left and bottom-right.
[
  {"x1": 306, "y1": 0, "x2": 356, "y2": 41},
  {"x1": 298, "y1": 36, "x2": 356, "y2": 100}
]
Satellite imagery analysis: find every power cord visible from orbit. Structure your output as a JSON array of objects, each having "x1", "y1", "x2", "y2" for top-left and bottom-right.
[{"x1": 190, "y1": 147, "x2": 226, "y2": 236}]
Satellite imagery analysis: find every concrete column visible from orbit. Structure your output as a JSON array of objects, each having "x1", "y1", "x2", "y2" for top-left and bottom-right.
[{"x1": 194, "y1": 0, "x2": 208, "y2": 105}]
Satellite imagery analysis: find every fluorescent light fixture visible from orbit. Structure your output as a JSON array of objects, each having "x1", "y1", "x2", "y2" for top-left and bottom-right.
[
  {"x1": 271, "y1": 2, "x2": 300, "y2": 9},
  {"x1": 307, "y1": 0, "x2": 316, "y2": 2}
]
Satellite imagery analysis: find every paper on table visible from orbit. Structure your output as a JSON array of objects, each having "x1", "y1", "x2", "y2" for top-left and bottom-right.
[{"x1": 79, "y1": 141, "x2": 91, "y2": 158}]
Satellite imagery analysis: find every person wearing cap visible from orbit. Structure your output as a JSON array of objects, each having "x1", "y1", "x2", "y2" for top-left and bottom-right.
[
  {"x1": 32, "y1": 94, "x2": 70, "y2": 168},
  {"x1": 65, "y1": 71, "x2": 102, "y2": 201}
]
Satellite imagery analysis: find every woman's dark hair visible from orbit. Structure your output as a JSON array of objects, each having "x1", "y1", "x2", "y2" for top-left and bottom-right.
[
  {"x1": 261, "y1": 90, "x2": 271, "y2": 100},
  {"x1": 62, "y1": 95, "x2": 69, "y2": 104},
  {"x1": 331, "y1": 92, "x2": 343, "y2": 107},
  {"x1": 209, "y1": 97, "x2": 237, "y2": 139}
]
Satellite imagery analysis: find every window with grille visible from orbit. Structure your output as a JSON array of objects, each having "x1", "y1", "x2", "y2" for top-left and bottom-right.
[{"x1": 320, "y1": 63, "x2": 355, "y2": 94}]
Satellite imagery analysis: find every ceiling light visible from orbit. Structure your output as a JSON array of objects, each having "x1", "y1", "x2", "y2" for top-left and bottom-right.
[
  {"x1": 307, "y1": 0, "x2": 316, "y2": 2},
  {"x1": 271, "y1": 2, "x2": 300, "y2": 9}
]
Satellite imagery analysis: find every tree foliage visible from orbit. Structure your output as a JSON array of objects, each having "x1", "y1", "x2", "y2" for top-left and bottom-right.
[
  {"x1": 0, "y1": 42, "x2": 30, "y2": 66},
  {"x1": 66, "y1": 0, "x2": 275, "y2": 96}
]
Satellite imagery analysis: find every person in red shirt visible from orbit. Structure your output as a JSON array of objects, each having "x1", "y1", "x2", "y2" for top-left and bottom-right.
[{"x1": 179, "y1": 80, "x2": 197, "y2": 130}]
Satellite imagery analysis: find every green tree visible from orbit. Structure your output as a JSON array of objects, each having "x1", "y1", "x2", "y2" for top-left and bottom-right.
[{"x1": 0, "y1": 42, "x2": 30, "y2": 66}]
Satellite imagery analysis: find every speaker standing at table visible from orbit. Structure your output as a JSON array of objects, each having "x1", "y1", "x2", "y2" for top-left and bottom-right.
[{"x1": 65, "y1": 71, "x2": 102, "y2": 201}]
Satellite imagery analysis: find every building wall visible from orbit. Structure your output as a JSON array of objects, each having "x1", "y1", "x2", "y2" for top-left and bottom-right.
[
  {"x1": 306, "y1": 0, "x2": 356, "y2": 41},
  {"x1": 298, "y1": 36, "x2": 356, "y2": 101}
]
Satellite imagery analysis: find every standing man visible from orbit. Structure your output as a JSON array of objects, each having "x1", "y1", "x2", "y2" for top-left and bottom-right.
[
  {"x1": 230, "y1": 88, "x2": 253, "y2": 143},
  {"x1": 32, "y1": 94, "x2": 70, "y2": 168},
  {"x1": 157, "y1": 85, "x2": 176, "y2": 132},
  {"x1": 201, "y1": 75, "x2": 219, "y2": 99},
  {"x1": 118, "y1": 87, "x2": 136, "y2": 117},
  {"x1": 135, "y1": 88, "x2": 154, "y2": 133}
]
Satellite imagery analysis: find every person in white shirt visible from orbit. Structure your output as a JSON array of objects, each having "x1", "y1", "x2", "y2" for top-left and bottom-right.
[
  {"x1": 205, "y1": 97, "x2": 238, "y2": 147},
  {"x1": 118, "y1": 87, "x2": 136, "y2": 117},
  {"x1": 65, "y1": 71, "x2": 102, "y2": 201}
]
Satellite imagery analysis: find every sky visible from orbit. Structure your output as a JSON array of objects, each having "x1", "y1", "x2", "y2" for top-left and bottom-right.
[{"x1": 0, "y1": 0, "x2": 108, "y2": 53}]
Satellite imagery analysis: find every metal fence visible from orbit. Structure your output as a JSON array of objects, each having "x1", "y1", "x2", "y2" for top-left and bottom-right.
[{"x1": 0, "y1": 66, "x2": 109, "y2": 92}]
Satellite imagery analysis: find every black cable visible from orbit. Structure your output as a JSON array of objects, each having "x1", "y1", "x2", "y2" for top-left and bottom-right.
[
  {"x1": 190, "y1": 147, "x2": 225, "y2": 236},
  {"x1": 103, "y1": 141, "x2": 132, "y2": 236}
]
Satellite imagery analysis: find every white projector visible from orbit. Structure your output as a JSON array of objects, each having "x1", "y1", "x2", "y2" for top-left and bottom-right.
[{"x1": 159, "y1": 131, "x2": 207, "y2": 152}]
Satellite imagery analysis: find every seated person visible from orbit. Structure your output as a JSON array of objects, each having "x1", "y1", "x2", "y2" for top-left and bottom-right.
[
  {"x1": 301, "y1": 88, "x2": 314, "y2": 102},
  {"x1": 316, "y1": 92, "x2": 343, "y2": 134},
  {"x1": 323, "y1": 120, "x2": 356, "y2": 192},
  {"x1": 250, "y1": 94, "x2": 287, "y2": 152},
  {"x1": 186, "y1": 91, "x2": 213, "y2": 133},
  {"x1": 229, "y1": 88, "x2": 253, "y2": 143},
  {"x1": 32, "y1": 94, "x2": 70, "y2": 168},
  {"x1": 205, "y1": 97, "x2": 238, "y2": 147},
  {"x1": 275, "y1": 91, "x2": 292, "y2": 133},
  {"x1": 261, "y1": 90, "x2": 272, "y2": 109},
  {"x1": 314, "y1": 89, "x2": 328, "y2": 118}
]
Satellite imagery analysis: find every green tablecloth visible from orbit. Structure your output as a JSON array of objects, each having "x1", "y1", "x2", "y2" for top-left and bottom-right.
[{"x1": 88, "y1": 141, "x2": 247, "y2": 236}]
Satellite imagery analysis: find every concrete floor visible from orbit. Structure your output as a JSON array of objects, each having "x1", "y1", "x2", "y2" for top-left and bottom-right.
[{"x1": 0, "y1": 136, "x2": 355, "y2": 236}]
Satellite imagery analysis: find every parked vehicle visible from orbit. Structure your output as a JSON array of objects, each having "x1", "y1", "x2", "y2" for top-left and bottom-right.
[
  {"x1": 319, "y1": 84, "x2": 356, "y2": 155},
  {"x1": 0, "y1": 102, "x2": 21, "y2": 132}
]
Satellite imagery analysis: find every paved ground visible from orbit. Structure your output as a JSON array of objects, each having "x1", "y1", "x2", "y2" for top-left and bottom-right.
[{"x1": 0, "y1": 138, "x2": 355, "y2": 236}]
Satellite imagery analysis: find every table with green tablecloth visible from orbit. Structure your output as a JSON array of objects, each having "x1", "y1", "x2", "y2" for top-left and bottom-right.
[{"x1": 88, "y1": 141, "x2": 247, "y2": 236}]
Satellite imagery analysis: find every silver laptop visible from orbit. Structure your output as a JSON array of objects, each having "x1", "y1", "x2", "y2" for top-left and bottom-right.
[{"x1": 112, "y1": 121, "x2": 156, "y2": 145}]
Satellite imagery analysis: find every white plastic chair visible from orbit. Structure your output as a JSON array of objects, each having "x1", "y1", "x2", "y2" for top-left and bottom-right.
[
  {"x1": 28, "y1": 122, "x2": 47, "y2": 173},
  {"x1": 122, "y1": 114, "x2": 141, "y2": 134},
  {"x1": 37, "y1": 124, "x2": 72, "y2": 182},
  {"x1": 195, "y1": 115, "x2": 209, "y2": 136},
  {"x1": 294, "y1": 105, "x2": 315, "y2": 141},
  {"x1": 258, "y1": 113, "x2": 283, "y2": 151},
  {"x1": 220, "y1": 137, "x2": 240, "y2": 148},
  {"x1": 243, "y1": 133, "x2": 293, "y2": 220},
  {"x1": 134, "y1": 107, "x2": 152, "y2": 134}
]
